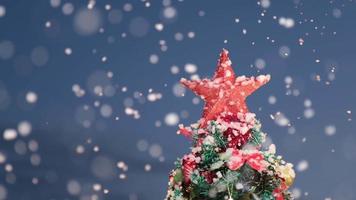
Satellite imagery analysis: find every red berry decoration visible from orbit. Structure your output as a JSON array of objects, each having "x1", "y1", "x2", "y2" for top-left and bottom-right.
[
  {"x1": 182, "y1": 154, "x2": 196, "y2": 184},
  {"x1": 223, "y1": 127, "x2": 251, "y2": 149},
  {"x1": 201, "y1": 171, "x2": 216, "y2": 184}
]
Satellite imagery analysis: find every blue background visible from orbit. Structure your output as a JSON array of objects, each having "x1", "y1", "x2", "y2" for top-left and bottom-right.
[{"x1": 0, "y1": 0, "x2": 356, "y2": 199}]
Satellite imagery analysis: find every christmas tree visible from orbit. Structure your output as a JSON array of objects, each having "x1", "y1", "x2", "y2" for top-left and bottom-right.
[{"x1": 165, "y1": 49, "x2": 295, "y2": 200}]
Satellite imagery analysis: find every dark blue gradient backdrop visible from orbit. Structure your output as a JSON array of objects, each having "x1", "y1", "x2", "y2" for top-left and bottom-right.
[{"x1": 0, "y1": 0, "x2": 356, "y2": 199}]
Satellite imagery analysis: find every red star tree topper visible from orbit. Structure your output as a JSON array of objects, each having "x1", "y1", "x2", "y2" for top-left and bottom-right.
[{"x1": 180, "y1": 49, "x2": 271, "y2": 127}]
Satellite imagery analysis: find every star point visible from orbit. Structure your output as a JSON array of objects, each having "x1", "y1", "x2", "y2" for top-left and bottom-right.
[{"x1": 181, "y1": 49, "x2": 270, "y2": 127}]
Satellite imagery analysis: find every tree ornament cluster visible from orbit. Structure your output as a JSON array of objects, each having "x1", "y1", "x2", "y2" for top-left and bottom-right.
[{"x1": 165, "y1": 49, "x2": 295, "y2": 200}]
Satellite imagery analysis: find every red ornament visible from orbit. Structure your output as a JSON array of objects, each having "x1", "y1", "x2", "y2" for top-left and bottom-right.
[
  {"x1": 182, "y1": 154, "x2": 196, "y2": 184},
  {"x1": 220, "y1": 113, "x2": 240, "y2": 122},
  {"x1": 223, "y1": 127, "x2": 251, "y2": 149},
  {"x1": 273, "y1": 182, "x2": 288, "y2": 200},
  {"x1": 201, "y1": 171, "x2": 216, "y2": 184},
  {"x1": 219, "y1": 113, "x2": 251, "y2": 148},
  {"x1": 181, "y1": 49, "x2": 270, "y2": 127}
]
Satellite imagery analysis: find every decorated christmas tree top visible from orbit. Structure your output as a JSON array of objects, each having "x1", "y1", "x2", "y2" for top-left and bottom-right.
[{"x1": 165, "y1": 49, "x2": 295, "y2": 200}]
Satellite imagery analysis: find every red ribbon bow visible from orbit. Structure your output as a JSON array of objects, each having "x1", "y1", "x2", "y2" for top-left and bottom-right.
[{"x1": 227, "y1": 148, "x2": 266, "y2": 172}]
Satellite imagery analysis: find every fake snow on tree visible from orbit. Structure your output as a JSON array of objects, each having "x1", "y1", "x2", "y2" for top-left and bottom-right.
[{"x1": 235, "y1": 183, "x2": 244, "y2": 190}]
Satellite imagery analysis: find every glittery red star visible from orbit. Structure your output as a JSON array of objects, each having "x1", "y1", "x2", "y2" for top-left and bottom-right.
[{"x1": 181, "y1": 49, "x2": 270, "y2": 127}]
